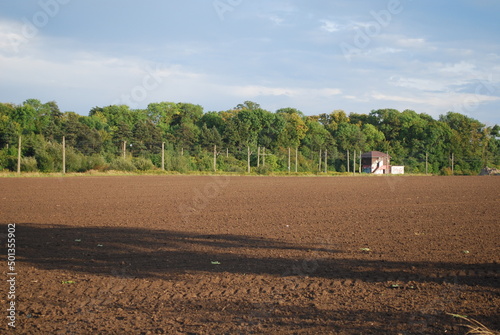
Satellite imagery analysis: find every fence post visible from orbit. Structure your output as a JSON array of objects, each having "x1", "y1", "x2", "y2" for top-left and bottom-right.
[
  {"x1": 324, "y1": 149, "x2": 328, "y2": 173},
  {"x1": 162, "y1": 142, "x2": 165, "y2": 171},
  {"x1": 62, "y1": 136, "x2": 66, "y2": 174},
  {"x1": 288, "y1": 147, "x2": 291, "y2": 173},
  {"x1": 451, "y1": 153, "x2": 454, "y2": 175},
  {"x1": 353, "y1": 150, "x2": 356, "y2": 175},
  {"x1": 17, "y1": 135, "x2": 21, "y2": 174},
  {"x1": 213, "y1": 145, "x2": 217, "y2": 172},
  {"x1": 347, "y1": 150, "x2": 350, "y2": 173},
  {"x1": 386, "y1": 151, "x2": 390, "y2": 175},
  {"x1": 318, "y1": 149, "x2": 322, "y2": 172},
  {"x1": 425, "y1": 152, "x2": 428, "y2": 175},
  {"x1": 359, "y1": 151, "x2": 362, "y2": 173},
  {"x1": 247, "y1": 146, "x2": 251, "y2": 173},
  {"x1": 122, "y1": 141, "x2": 126, "y2": 159},
  {"x1": 257, "y1": 146, "x2": 260, "y2": 167},
  {"x1": 295, "y1": 147, "x2": 298, "y2": 173}
]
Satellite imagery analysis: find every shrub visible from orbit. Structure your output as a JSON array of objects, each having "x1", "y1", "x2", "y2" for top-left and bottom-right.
[
  {"x1": 171, "y1": 155, "x2": 191, "y2": 173},
  {"x1": 256, "y1": 165, "x2": 273, "y2": 175},
  {"x1": 133, "y1": 157, "x2": 154, "y2": 171},
  {"x1": 441, "y1": 167, "x2": 453, "y2": 176},
  {"x1": 218, "y1": 155, "x2": 246, "y2": 173},
  {"x1": 109, "y1": 157, "x2": 136, "y2": 171},
  {"x1": 20, "y1": 156, "x2": 38, "y2": 172},
  {"x1": 65, "y1": 148, "x2": 87, "y2": 172},
  {"x1": 85, "y1": 154, "x2": 109, "y2": 171}
]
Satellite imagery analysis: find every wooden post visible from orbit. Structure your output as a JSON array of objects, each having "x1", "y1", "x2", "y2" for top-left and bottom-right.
[
  {"x1": 17, "y1": 135, "x2": 21, "y2": 174},
  {"x1": 122, "y1": 140, "x2": 126, "y2": 159},
  {"x1": 181, "y1": 147, "x2": 184, "y2": 156},
  {"x1": 263, "y1": 147, "x2": 266, "y2": 167},
  {"x1": 324, "y1": 149, "x2": 328, "y2": 173},
  {"x1": 386, "y1": 151, "x2": 390, "y2": 175},
  {"x1": 359, "y1": 151, "x2": 362, "y2": 173},
  {"x1": 257, "y1": 146, "x2": 260, "y2": 167},
  {"x1": 226, "y1": 147, "x2": 229, "y2": 157},
  {"x1": 451, "y1": 153, "x2": 454, "y2": 175},
  {"x1": 62, "y1": 136, "x2": 66, "y2": 174},
  {"x1": 347, "y1": 150, "x2": 350, "y2": 173},
  {"x1": 295, "y1": 147, "x2": 298, "y2": 173},
  {"x1": 425, "y1": 152, "x2": 428, "y2": 175},
  {"x1": 353, "y1": 150, "x2": 356, "y2": 174},
  {"x1": 161, "y1": 142, "x2": 165, "y2": 171},
  {"x1": 288, "y1": 147, "x2": 291, "y2": 173},
  {"x1": 213, "y1": 145, "x2": 217, "y2": 172},
  {"x1": 247, "y1": 146, "x2": 251, "y2": 173},
  {"x1": 318, "y1": 149, "x2": 322, "y2": 172}
]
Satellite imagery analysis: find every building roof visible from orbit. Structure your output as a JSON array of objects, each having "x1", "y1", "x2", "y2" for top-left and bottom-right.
[{"x1": 361, "y1": 151, "x2": 391, "y2": 158}]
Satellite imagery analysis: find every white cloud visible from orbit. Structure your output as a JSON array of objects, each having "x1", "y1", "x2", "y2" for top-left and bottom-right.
[
  {"x1": 371, "y1": 90, "x2": 500, "y2": 113},
  {"x1": 440, "y1": 61, "x2": 477, "y2": 74},
  {"x1": 265, "y1": 14, "x2": 285, "y2": 25},
  {"x1": 227, "y1": 85, "x2": 341, "y2": 98},
  {"x1": 320, "y1": 19, "x2": 343, "y2": 33},
  {"x1": 389, "y1": 76, "x2": 447, "y2": 92}
]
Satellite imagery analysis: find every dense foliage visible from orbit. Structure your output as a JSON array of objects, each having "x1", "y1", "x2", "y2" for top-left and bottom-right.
[{"x1": 1, "y1": 99, "x2": 498, "y2": 174}]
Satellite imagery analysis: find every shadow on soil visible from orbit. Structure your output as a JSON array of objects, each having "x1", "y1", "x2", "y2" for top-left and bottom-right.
[
  {"x1": 5, "y1": 223, "x2": 499, "y2": 334},
  {"x1": 12, "y1": 223, "x2": 499, "y2": 288}
]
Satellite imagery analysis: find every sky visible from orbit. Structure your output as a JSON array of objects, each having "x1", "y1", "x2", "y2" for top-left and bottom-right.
[{"x1": 1, "y1": 0, "x2": 499, "y2": 125}]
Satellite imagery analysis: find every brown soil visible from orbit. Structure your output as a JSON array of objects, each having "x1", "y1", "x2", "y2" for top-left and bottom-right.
[{"x1": 0, "y1": 175, "x2": 499, "y2": 334}]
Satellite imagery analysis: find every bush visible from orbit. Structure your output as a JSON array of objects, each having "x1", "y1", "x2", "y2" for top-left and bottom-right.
[
  {"x1": 218, "y1": 155, "x2": 246, "y2": 173},
  {"x1": 171, "y1": 155, "x2": 191, "y2": 173},
  {"x1": 21, "y1": 156, "x2": 38, "y2": 172},
  {"x1": 109, "y1": 157, "x2": 136, "y2": 171},
  {"x1": 133, "y1": 157, "x2": 154, "y2": 171},
  {"x1": 65, "y1": 148, "x2": 87, "y2": 172},
  {"x1": 256, "y1": 165, "x2": 273, "y2": 175},
  {"x1": 85, "y1": 154, "x2": 109, "y2": 171},
  {"x1": 441, "y1": 167, "x2": 453, "y2": 176}
]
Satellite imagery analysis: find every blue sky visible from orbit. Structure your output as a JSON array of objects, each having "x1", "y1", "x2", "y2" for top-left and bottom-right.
[{"x1": 1, "y1": 0, "x2": 499, "y2": 125}]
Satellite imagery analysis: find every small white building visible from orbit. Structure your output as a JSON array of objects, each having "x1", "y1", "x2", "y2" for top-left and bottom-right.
[{"x1": 390, "y1": 166, "x2": 405, "y2": 174}]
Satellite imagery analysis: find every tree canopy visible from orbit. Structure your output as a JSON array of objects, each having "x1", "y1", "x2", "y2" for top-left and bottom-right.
[{"x1": 0, "y1": 99, "x2": 498, "y2": 174}]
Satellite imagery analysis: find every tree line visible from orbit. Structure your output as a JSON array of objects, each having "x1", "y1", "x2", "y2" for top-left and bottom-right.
[{"x1": 0, "y1": 99, "x2": 498, "y2": 174}]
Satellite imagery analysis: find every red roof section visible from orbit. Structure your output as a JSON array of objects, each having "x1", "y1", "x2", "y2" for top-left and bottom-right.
[{"x1": 361, "y1": 151, "x2": 391, "y2": 158}]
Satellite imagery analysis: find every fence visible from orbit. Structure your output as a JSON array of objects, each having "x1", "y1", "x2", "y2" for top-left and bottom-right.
[{"x1": 1, "y1": 136, "x2": 496, "y2": 175}]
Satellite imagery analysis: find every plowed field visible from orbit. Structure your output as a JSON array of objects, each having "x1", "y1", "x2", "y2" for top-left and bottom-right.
[{"x1": 1, "y1": 175, "x2": 499, "y2": 334}]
